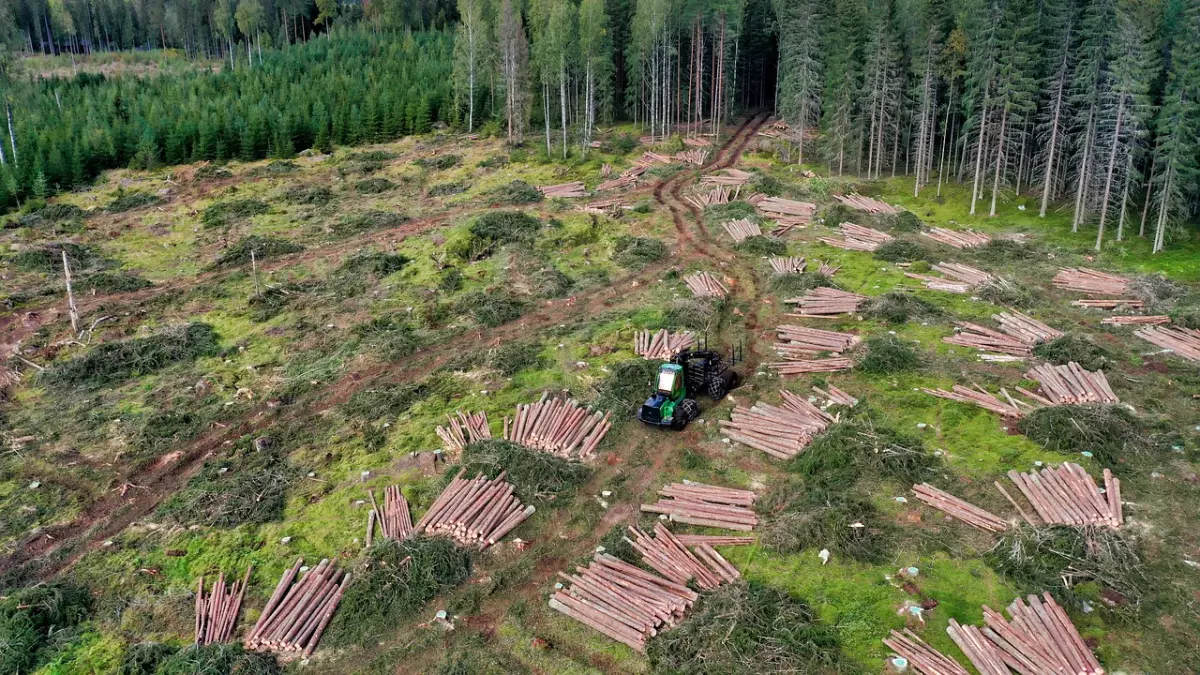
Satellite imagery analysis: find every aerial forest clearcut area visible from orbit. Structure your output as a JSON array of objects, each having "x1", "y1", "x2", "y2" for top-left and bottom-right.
[{"x1": 2, "y1": 0, "x2": 1200, "y2": 672}]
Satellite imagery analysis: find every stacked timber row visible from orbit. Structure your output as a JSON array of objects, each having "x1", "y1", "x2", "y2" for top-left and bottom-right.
[
  {"x1": 775, "y1": 325, "x2": 860, "y2": 358},
  {"x1": 751, "y1": 195, "x2": 818, "y2": 220},
  {"x1": 720, "y1": 390, "x2": 835, "y2": 459},
  {"x1": 435, "y1": 410, "x2": 492, "y2": 454},
  {"x1": 945, "y1": 311, "x2": 1062, "y2": 356},
  {"x1": 922, "y1": 227, "x2": 991, "y2": 248},
  {"x1": 674, "y1": 149, "x2": 709, "y2": 165},
  {"x1": 1101, "y1": 315, "x2": 1169, "y2": 325},
  {"x1": 1026, "y1": 362, "x2": 1119, "y2": 404},
  {"x1": 634, "y1": 329, "x2": 697, "y2": 360},
  {"x1": 685, "y1": 185, "x2": 735, "y2": 208},
  {"x1": 994, "y1": 311, "x2": 1063, "y2": 343},
  {"x1": 626, "y1": 524, "x2": 740, "y2": 589},
  {"x1": 1004, "y1": 464, "x2": 1122, "y2": 527},
  {"x1": 912, "y1": 484, "x2": 1009, "y2": 532},
  {"x1": 502, "y1": 393, "x2": 612, "y2": 458},
  {"x1": 834, "y1": 193, "x2": 901, "y2": 214},
  {"x1": 700, "y1": 168, "x2": 751, "y2": 186},
  {"x1": 672, "y1": 534, "x2": 755, "y2": 546},
  {"x1": 785, "y1": 287, "x2": 867, "y2": 317},
  {"x1": 722, "y1": 218, "x2": 762, "y2": 242},
  {"x1": 683, "y1": 271, "x2": 729, "y2": 298},
  {"x1": 769, "y1": 256, "x2": 806, "y2": 274},
  {"x1": 640, "y1": 481, "x2": 759, "y2": 531},
  {"x1": 905, "y1": 263, "x2": 993, "y2": 293},
  {"x1": 1053, "y1": 267, "x2": 1130, "y2": 296},
  {"x1": 682, "y1": 136, "x2": 712, "y2": 148},
  {"x1": 768, "y1": 357, "x2": 854, "y2": 375},
  {"x1": 415, "y1": 469, "x2": 535, "y2": 547},
  {"x1": 922, "y1": 384, "x2": 1027, "y2": 418},
  {"x1": 245, "y1": 558, "x2": 350, "y2": 657},
  {"x1": 1133, "y1": 325, "x2": 1200, "y2": 361},
  {"x1": 633, "y1": 151, "x2": 673, "y2": 168},
  {"x1": 820, "y1": 222, "x2": 894, "y2": 251},
  {"x1": 597, "y1": 174, "x2": 637, "y2": 191},
  {"x1": 884, "y1": 629, "x2": 972, "y2": 675},
  {"x1": 366, "y1": 485, "x2": 414, "y2": 546},
  {"x1": 581, "y1": 197, "x2": 628, "y2": 215},
  {"x1": 1075, "y1": 298, "x2": 1144, "y2": 309},
  {"x1": 813, "y1": 384, "x2": 858, "y2": 406},
  {"x1": 549, "y1": 553, "x2": 698, "y2": 652},
  {"x1": 819, "y1": 261, "x2": 840, "y2": 277},
  {"x1": 195, "y1": 567, "x2": 252, "y2": 645},
  {"x1": 539, "y1": 181, "x2": 586, "y2": 198}
]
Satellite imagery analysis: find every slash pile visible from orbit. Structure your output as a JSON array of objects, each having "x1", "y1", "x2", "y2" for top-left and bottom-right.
[
  {"x1": 785, "y1": 287, "x2": 868, "y2": 317},
  {"x1": 416, "y1": 469, "x2": 535, "y2": 547},
  {"x1": 245, "y1": 558, "x2": 350, "y2": 657},
  {"x1": 922, "y1": 227, "x2": 991, "y2": 248},
  {"x1": 367, "y1": 486, "x2": 414, "y2": 546},
  {"x1": 769, "y1": 256, "x2": 806, "y2": 274},
  {"x1": 820, "y1": 222, "x2": 894, "y2": 251},
  {"x1": 683, "y1": 271, "x2": 729, "y2": 298},
  {"x1": 549, "y1": 553, "x2": 698, "y2": 652},
  {"x1": 1101, "y1": 314, "x2": 1168, "y2": 325},
  {"x1": 719, "y1": 390, "x2": 836, "y2": 459},
  {"x1": 834, "y1": 193, "x2": 901, "y2": 214},
  {"x1": 195, "y1": 568, "x2": 252, "y2": 645},
  {"x1": 1004, "y1": 464, "x2": 1123, "y2": 527},
  {"x1": 538, "y1": 181, "x2": 586, "y2": 198},
  {"x1": 774, "y1": 325, "x2": 861, "y2": 358},
  {"x1": 700, "y1": 168, "x2": 751, "y2": 186},
  {"x1": 1133, "y1": 325, "x2": 1200, "y2": 361},
  {"x1": 911, "y1": 483, "x2": 1009, "y2": 532},
  {"x1": 435, "y1": 410, "x2": 492, "y2": 454},
  {"x1": 685, "y1": 185, "x2": 736, "y2": 208},
  {"x1": 922, "y1": 384, "x2": 1026, "y2": 418},
  {"x1": 905, "y1": 263, "x2": 993, "y2": 293},
  {"x1": 502, "y1": 393, "x2": 612, "y2": 458},
  {"x1": 634, "y1": 329, "x2": 697, "y2": 360},
  {"x1": 1025, "y1": 362, "x2": 1118, "y2": 404},
  {"x1": 640, "y1": 481, "x2": 759, "y2": 531},
  {"x1": 627, "y1": 523, "x2": 741, "y2": 589},
  {"x1": 945, "y1": 311, "x2": 1063, "y2": 356},
  {"x1": 722, "y1": 218, "x2": 762, "y2": 242},
  {"x1": 1053, "y1": 267, "x2": 1130, "y2": 296},
  {"x1": 674, "y1": 149, "x2": 709, "y2": 165},
  {"x1": 1074, "y1": 298, "x2": 1144, "y2": 309}
]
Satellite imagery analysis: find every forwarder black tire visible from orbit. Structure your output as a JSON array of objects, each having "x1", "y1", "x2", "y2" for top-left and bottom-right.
[
  {"x1": 707, "y1": 369, "x2": 738, "y2": 400},
  {"x1": 672, "y1": 399, "x2": 700, "y2": 430}
]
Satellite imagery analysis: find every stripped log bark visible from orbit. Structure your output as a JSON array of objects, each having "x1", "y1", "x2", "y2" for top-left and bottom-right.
[
  {"x1": 245, "y1": 559, "x2": 349, "y2": 656},
  {"x1": 502, "y1": 392, "x2": 612, "y2": 458},
  {"x1": 640, "y1": 480, "x2": 759, "y2": 530},
  {"x1": 720, "y1": 390, "x2": 836, "y2": 459},
  {"x1": 415, "y1": 470, "x2": 536, "y2": 547},
  {"x1": 912, "y1": 483, "x2": 1010, "y2": 532},
  {"x1": 634, "y1": 329, "x2": 697, "y2": 360},
  {"x1": 820, "y1": 222, "x2": 894, "y2": 251}
]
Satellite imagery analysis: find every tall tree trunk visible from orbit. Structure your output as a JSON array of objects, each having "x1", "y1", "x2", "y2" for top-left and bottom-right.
[
  {"x1": 1072, "y1": 105, "x2": 1096, "y2": 231},
  {"x1": 1116, "y1": 156, "x2": 1131, "y2": 241},
  {"x1": 970, "y1": 97, "x2": 990, "y2": 216},
  {"x1": 560, "y1": 58, "x2": 568, "y2": 159},
  {"x1": 989, "y1": 109, "x2": 1007, "y2": 216},
  {"x1": 1140, "y1": 149, "x2": 1156, "y2": 237},
  {"x1": 1152, "y1": 165, "x2": 1172, "y2": 253},
  {"x1": 1039, "y1": 71, "x2": 1067, "y2": 216},
  {"x1": 6, "y1": 105, "x2": 17, "y2": 165},
  {"x1": 1095, "y1": 98, "x2": 1125, "y2": 250}
]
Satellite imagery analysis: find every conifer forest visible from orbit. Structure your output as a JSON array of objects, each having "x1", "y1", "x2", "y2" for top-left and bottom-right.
[{"x1": 2, "y1": 0, "x2": 1200, "y2": 672}]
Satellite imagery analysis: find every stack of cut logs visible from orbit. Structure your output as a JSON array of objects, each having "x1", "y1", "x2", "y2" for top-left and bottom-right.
[
  {"x1": 366, "y1": 485, "x2": 414, "y2": 546},
  {"x1": 195, "y1": 568, "x2": 252, "y2": 645},
  {"x1": 819, "y1": 262, "x2": 840, "y2": 277},
  {"x1": 416, "y1": 469, "x2": 535, "y2": 547},
  {"x1": 757, "y1": 119, "x2": 803, "y2": 142},
  {"x1": 752, "y1": 195, "x2": 817, "y2": 221},
  {"x1": 1134, "y1": 325, "x2": 1200, "y2": 361},
  {"x1": 633, "y1": 329, "x2": 696, "y2": 360},
  {"x1": 912, "y1": 483, "x2": 1009, "y2": 532},
  {"x1": 435, "y1": 410, "x2": 492, "y2": 453},
  {"x1": 905, "y1": 263, "x2": 993, "y2": 293},
  {"x1": 922, "y1": 384, "x2": 1027, "y2": 418},
  {"x1": 785, "y1": 287, "x2": 867, "y2": 317},
  {"x1": 1074, "y1": 298, "x2": 1144, "y2": 309},
  {"x1": 685, "y1": 185, "x2": 736, "y2": 208},
  {"x1": 627, "y1": 524, "x2": 740, "y2": 590},
  {"x1": 549, "y1": 553, "x2": 697, "y2": 652},
  {"x1": 719, "y1": 390, "x2": 835, "y2": 459},
  {"x1": 539, "y1": 181, "x2": 586, "y2": 198},
  {"x1": 771, "y1": 217, "x2": 810, "y2": 237},
  {"x1": 640, "y1": 481, "x2": 759, "y2": 531},
  {"x1": 674, "y1": 149, "x2": 709, "y2": 165},
  {"x1": 769, "y1": 256, "x2": 806, "y2": 274},
  {"x1": 995, "y1": 311, "x2": 1064, "y2": 343},
  {"x1": 768, "y1": 358, "x2": 854, "y2": 375},
  {"x1": 597, "y1": 174, "x2": 637, "y2": 191},
  {"x1": 774, "y1": 325, "x2": 860, "y2": 358},
  {"x1": 1025, "y1": 362, "x2": 1118, "y2": 404},
  {"x1": 820, "y1": 222, "x2": 894, "y2": 251},
  {"x1": 581, "y1": 197, "x2": 628, "y2": 215},
  {"x1": 722, "y1": 218, "x2": 762, "y2": 242},
  {"x1": 1102, "y1": 315, "x2": 1169, "y2": 325},
  {"x1": 683, "y1": 271, "x2": 729, "y2": 298},
  {"x1": 1053, "y1": 267, "x2": 1130, "y2": 296},
  {"x1": 245, "y1": 558, "x2": 350, "y2": 658},
  {"x1": 503, "y1": 393, "x2": 612, "y2": 458},
  {"x1": 922, "y1": 227, "x2": 991, "y2": 248},
  {"x1": 701, "y1": 168, "x2": 751, "y2": 186},
  {"x1": 834, "y1": 193, "x2": 900, "y2": 214},
  {"x1": 814, "y1": 384, "x2": 858, "y2": 406},
  {"x1": 633, "y1": 151, "x2": 673, "y2": 168},
  {"x1": 682, "y1": 136, "x2": 712, "y2": 147},
  {"x1": 944, "y1": 311, "x2": 1062, "y2": 356},
  {"x1": 1005, "y1": 464, "x2": 1122, "y2": 527},
  {"x1": 886, "y1": 594, "x2": 1103, "y2": 675}
]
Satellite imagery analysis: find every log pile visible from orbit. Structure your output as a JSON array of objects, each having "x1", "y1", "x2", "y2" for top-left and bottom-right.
[
  {"x1": 769, "y1": 256, "x2": 806, "y2": 274},
  {"x1": 769, "y1": 216, "x2": 810, "y2": 237},
  {"x1": 1026, "y1": 362, "x2": 1118, "y2": 404},
  {"x1": 640, "y1": 481, "x2": 759, "y2": 531},
  {"x1": 1074, "y1": 298, "x2": 1145, "y2": 309},
  {"x1": 906, "y1": 263, "x2": 994, "y2": 293},
  {"x1": 245, "y1": 558, "x2": 350, "y2": 657},
  {"x1": 683, "y1": 136, "x2": 712, "y2": 147},
  {"x1": 634, "y1": 329, "x2": 697, "y2": 360},
  {"x1": 539, "y1": 181, "x2": 586, "y2": 198},
  {"x1": 767, "y1": 358, "x2": 854, "y2": 375},
  {"x1": 922, "y1": 227, "x2": 991, "y2": 248},
  {"x1": 675, "y1": 149, "x2": 709, "y2": 165},
  {"x1": 597, "y1": 175, "x2": 638, "y2": 191},
  {"x1": 683, "y1": 271, "x2": 729, "y2": 298},
  {"x1": 626, "y1": 523, "x2": 738, "y2": 589},
  {"x1": 1053, "y1": 267, "x2": 1130, "y2": 296},
  {"x1": 685, "y1": 185, "x2": 736, "y2": 208},
  {"x1": 549, "y1": 553, "x2": 697, "y2": 652},
  {"x1": 814, "y1": 384, "x2": 858, "y2": 406},
  {"x1": 922, "y1": 384, "x2": 1025, "y2": 418},
  {"x1": 912, "y1": 484, "x2": 1009, "y2": 532},
  {"x1": 672, "y1": 534, "x2": 755, "y2": 546},
  {"x1": 722, "y1": 218, "x2": 762, "y2": 242},
  {"x1": 1101, "y1": 315, "x2": 1169, "y2": 325},
  {"x1": 1005, "y1": 463, "x2": 1122, "y2": 527},
  {"x1": 719, "y1": 390, "x2": 836, "y2": 459},
  {"x1": 1133, "y1": 325, "x2": 1200, "y2": 361},
  {"x1": 785, "y1": 287, "x2": 868, "y2": 317},
  {"x1": 195, "y1": 568, "x2": 252, "y2": 645},
  {"x1": 502, "y1": 393, "x2": 612, "y2": 458},
  {"x1": 435, "y1": 410, "x2": 492, "y2": 454},
  {"x1": 775, "y1": 325, "x2": 861, "y2": 357},
  {"x1": 415, "y1": 469, "x2": 535, "y2": 547},
  {"x1": 820, "y1": 222, "x2": 894, "y2": 251},
  {"x1": 753, "y1": 196, "x2": 817, "y2": 221},
  {"x1": 700, "y1": 168, "x2": 751, "y2": 186},
  {"x1": 819, "y1": 261, "x2": 840, "y2": 277},
  {"x1": 633, "y1": 151, "x2": 673, "y2": 168},
  {"x1": 367, "y1": 485, "x2": 414, "y2": 546},
  {"x1": 757, "y1": 119, "x2": 804, "y2": 142},
  {"x1": 945, "y1": 312, "x2": 1063, "y2": 356},
  {"x1": 834, "y1": 193, "x2": 901, "y2": 214},
  {"x1": 884, "y1": 629, "x2": 971, "y2": 675},
  {"x1": 905, "y1": 272, "x2": 971, "y2": 294},
  {"x1": 581, "y1": 197, "x2": 628, "y2": 215},
  {"x1": 995, "y1": 311, "x2": 1063, "y2": 343}
]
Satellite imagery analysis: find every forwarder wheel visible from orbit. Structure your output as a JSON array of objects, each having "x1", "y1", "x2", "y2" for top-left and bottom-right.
[
  {"x1": 707, "y1": 369, "x2": 739, "y2": 400},
  {"x1": 672, "y1": 399, "x2": 701, "y2": 430}
]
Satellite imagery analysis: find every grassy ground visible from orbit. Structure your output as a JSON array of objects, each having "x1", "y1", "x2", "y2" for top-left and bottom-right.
[{"x1": 2, "y1": 125, "x2": 1198, "y2": 675}]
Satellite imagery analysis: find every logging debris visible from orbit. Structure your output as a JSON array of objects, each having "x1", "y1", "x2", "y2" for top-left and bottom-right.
[
  {"x1": 195, "y1": 567, "x2": 253, "y2": 645},
  {"x1": 820, "y1": 222, "x2": 894, "y2": 252},
  {"x1": 415, "y1": 468, "x2": 535, "y2": 547},
  {"x1": 784, "y1": 287, "x2": 868, "y2": 317},
  {"x1": 683, "y1": 271, "x2": 729, "y2": 298},
  {"x1": 640, "y1": 480, "x2": 760, "y2": 531},
  {"x1": 502, "y1": 392, "x2": 612, "y2": 458},
  {"x1": 245, "y1": 558, "x2": 349, "y2": 657},
  {"x1": 922, "y1": 227, "x2": 992, "y2": 248},
  {"x1": 719, "y1": 390, "x2": 836, "y2": 459},
  {"x1": 634, "y1": 329, "x2": 697, "y2": 360}
]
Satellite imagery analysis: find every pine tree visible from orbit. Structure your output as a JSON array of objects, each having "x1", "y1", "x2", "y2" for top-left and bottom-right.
[
  {"x1": 1035, "y1": 0, "x2": 1077, "y2": 217},
  {"x1": 821, "y1": 0, "x2": 865, "y2": 174},
  {"x1": 775, "y1": 0, "x2": 822, "y2": 165},
  {"x1": 578, "y1": 0, "x2": 613, "y2": 150},
  {"x1": 1149, "y1": 0, "x2": 1200, "y2": 253},
  {"x1": 498, "y1": 0, "x2": 530, "y2": 144}
]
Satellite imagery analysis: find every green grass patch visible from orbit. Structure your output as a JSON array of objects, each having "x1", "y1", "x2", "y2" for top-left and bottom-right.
[{"x1": 44, "y1": 322, "x2": 220, "y2": 388}]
